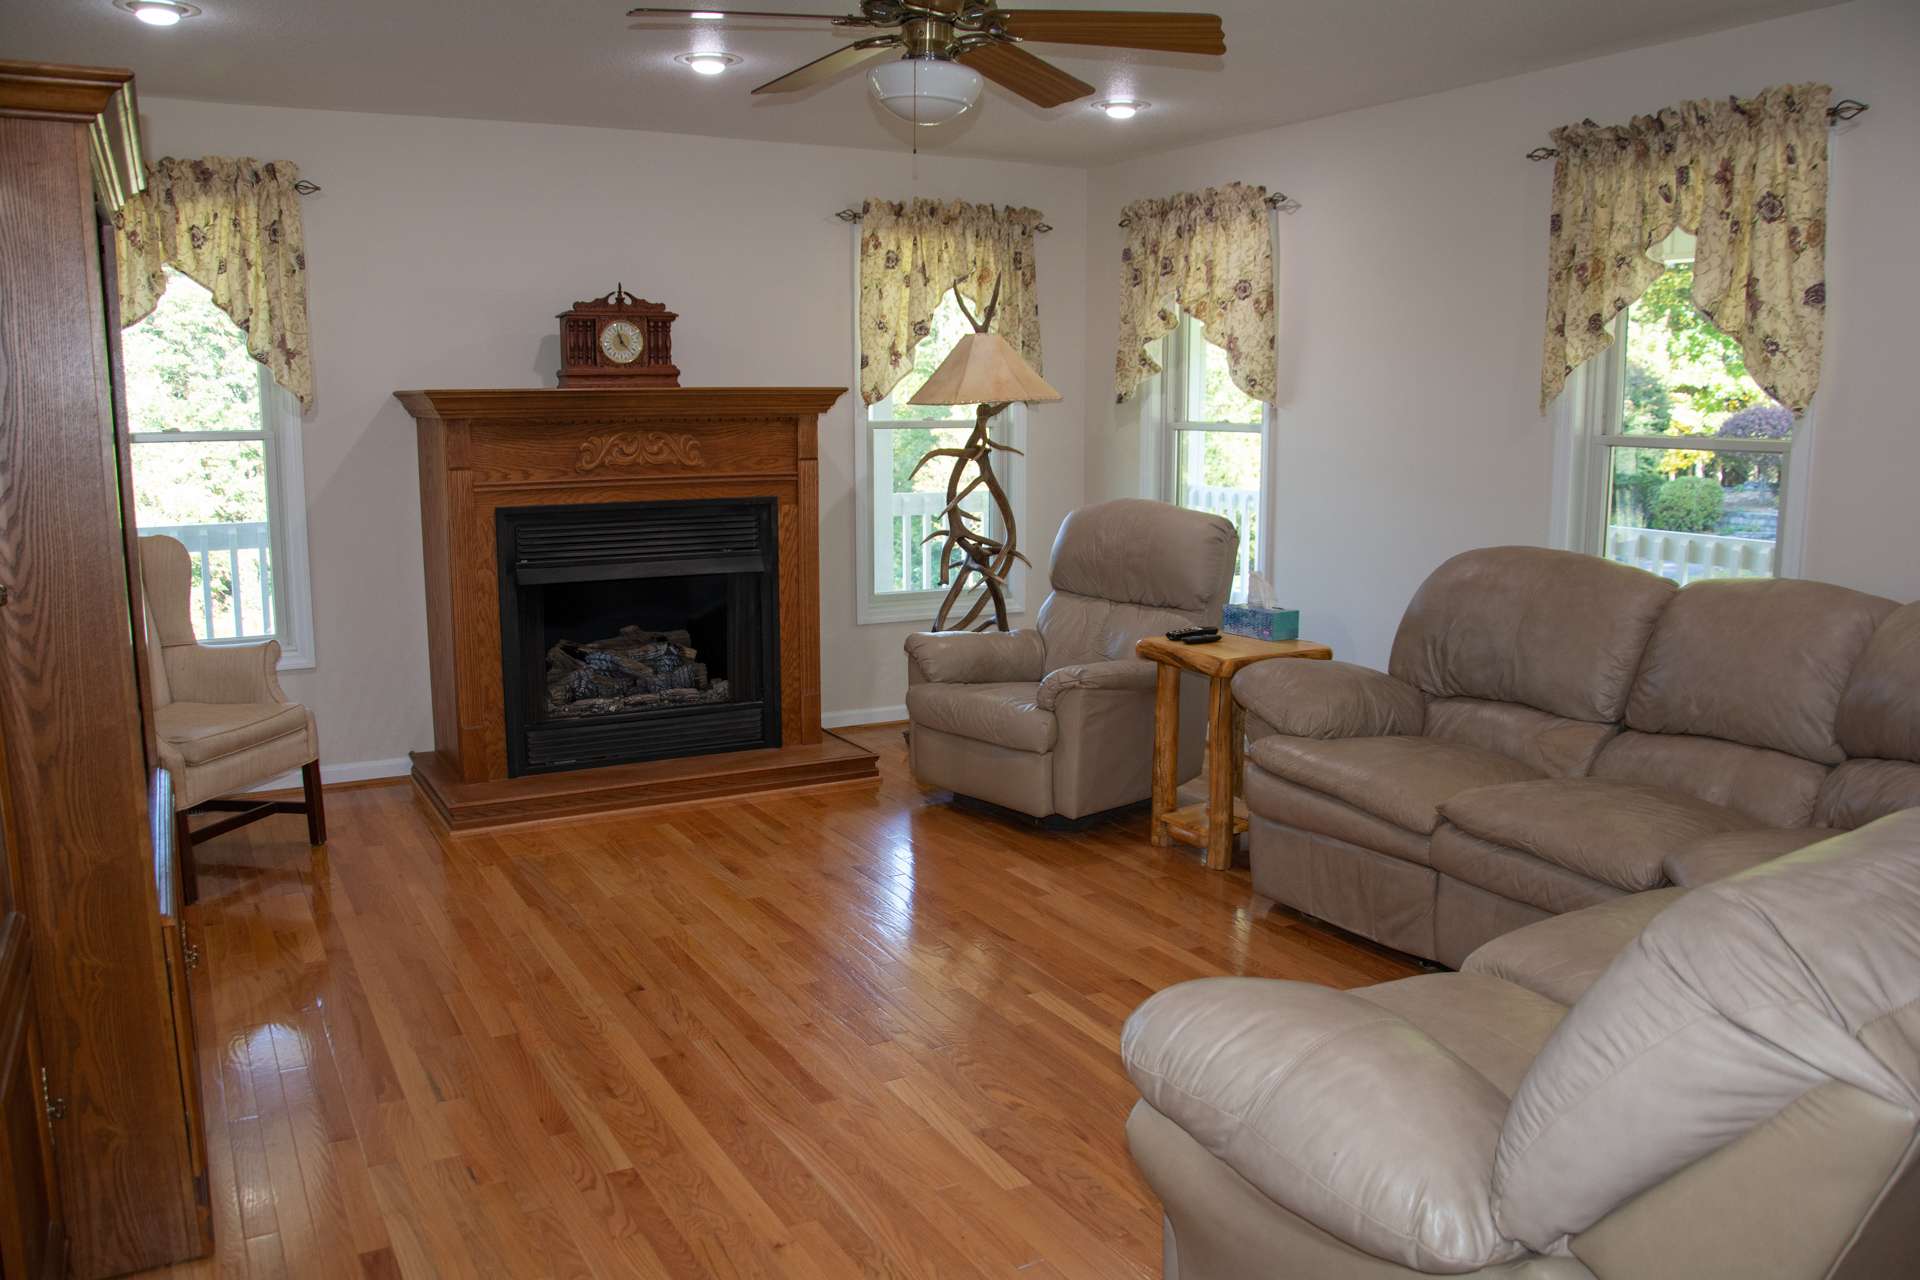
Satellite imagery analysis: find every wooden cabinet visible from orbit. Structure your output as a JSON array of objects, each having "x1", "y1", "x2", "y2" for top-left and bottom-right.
[{"x1": 0, "y1": 61, "x2": 211, "y2": 1278}]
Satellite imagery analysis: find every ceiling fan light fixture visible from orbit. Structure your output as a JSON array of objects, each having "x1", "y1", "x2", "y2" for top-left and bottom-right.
[
  {"x1": 1093, "y1": 97, "x2": 1149, "y2": 120},
  {"x1": 676, "y1": 51, "x2": 742, "y2": 76},
  {"x1": 116, "y1": 0, "x2": 200, "y2": 25},
  {"x1": 869, "y1": 58, "x2": 984, "y2": 127}
]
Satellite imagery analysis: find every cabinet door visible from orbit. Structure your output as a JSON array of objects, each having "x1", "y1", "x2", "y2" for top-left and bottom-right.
[{"x1": 1, "y1": 804, "x2": 66, "y2": 1280}]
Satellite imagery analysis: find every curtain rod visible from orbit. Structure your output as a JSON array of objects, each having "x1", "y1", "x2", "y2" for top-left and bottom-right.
[
  {"x1": 1525, "y1": 97, "x2": 1869, "y2": 160},
  {"x1": 1118, "y1": 191, "x2": 1301, "y2": 227},
  {"x1": 835, "y1": 207, "x2": 1053, "y2": 233}
]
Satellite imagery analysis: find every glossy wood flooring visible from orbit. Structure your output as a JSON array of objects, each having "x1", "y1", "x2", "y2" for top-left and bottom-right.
[{"x1": 156, "y1": 726, "x2": 1417, "y2": 1280}]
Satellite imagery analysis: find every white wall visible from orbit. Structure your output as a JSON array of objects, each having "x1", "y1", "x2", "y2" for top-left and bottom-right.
[
  {"x1": 1084, "y1": 0, "x2": 1920, "y2": 669},
  {"x1": 140, "y1": 99, "x2": 1088, "y2": 771}
]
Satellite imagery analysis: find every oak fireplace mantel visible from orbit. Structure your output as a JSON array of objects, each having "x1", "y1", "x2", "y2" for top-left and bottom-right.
[{"x1": 396, "y1": 386, "x2": 876, "y2": 829}]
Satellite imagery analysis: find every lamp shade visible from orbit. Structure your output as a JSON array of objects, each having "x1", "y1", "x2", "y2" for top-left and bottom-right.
[{"x1": 908, "y1": 333, "x2": 1062, "y2": 406}]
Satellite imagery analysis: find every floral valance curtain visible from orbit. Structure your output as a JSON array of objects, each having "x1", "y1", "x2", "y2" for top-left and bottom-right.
[
  {"x1": 115, "y1": 157, "x2": 315, "y2": 407},
  {"x1": 1541, "y1": 83, "x2": 1830, "y2": 413},
  {"x1": 1114, "y1": 181, "x2": 1275, "y2": 405},
  {"x1": 858, "y1": 198, "x2": 1043, "y2": 406}
]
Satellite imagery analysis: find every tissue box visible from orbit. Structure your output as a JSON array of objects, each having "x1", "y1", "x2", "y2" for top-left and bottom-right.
[{"x1": 1221, "y1": 604, "x2": 1300, "y2": 642}]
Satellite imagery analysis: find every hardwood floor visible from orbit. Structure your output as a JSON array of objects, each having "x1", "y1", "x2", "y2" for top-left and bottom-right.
[{"x1": 154, "y1": 726, "x2": 1417, "y2": 1279}]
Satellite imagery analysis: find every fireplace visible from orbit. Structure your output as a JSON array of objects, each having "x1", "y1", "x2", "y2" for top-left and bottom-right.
[
  {"x1": 397, "y1": 387, "x2": 876, "y2": 830},
  {"x1": 497, "y1": 498, "x2": 779, "y2": 775}
]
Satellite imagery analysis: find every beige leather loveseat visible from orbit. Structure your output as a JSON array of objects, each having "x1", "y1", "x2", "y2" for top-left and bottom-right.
[
  {"x1": 1123, "y1": 810, "x2": 1920, "y2": 1279},
  {"x1": 1233, "y1": 546, "x2": 1919, "y2": 964},
  {"x1": 904, "y1": 499, "x2": 1238, "y2": 821}
]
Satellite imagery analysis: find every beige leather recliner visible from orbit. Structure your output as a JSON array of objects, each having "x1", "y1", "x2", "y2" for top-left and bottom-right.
[
  {"x1": 904, "y1": 498, "x2": 1237, "y2": 821},
  {"x1": 1122, "y1": 809, "x2": 1920, "y2": 1279}
]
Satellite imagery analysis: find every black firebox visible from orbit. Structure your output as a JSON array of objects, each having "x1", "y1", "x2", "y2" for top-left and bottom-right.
[{"x1": 497, "y1": 498, "x2": 780, "y2": 777}]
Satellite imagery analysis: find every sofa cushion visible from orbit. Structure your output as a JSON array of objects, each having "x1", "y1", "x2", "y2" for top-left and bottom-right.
[
  {"x1": 1835, "y1": 600, "x2": 1920, "y2": 762},
  {"x1": 1243, "y1": 766, "x2": 1432, "y2": 865},
  {"x1": 1389, "y1": 546, "x2": 1675, "y2": 724},
  {"x1": 155, "y1": 701, "x2": 311, "y2": 766},
  {"x1": 1247, "y1": 734, "x2": 1542, "y2": 836},
  {"x1": 1430, "y1": 825, "x2": 1625, "y2": 916},
  {"x1": 1423, "y1": 697, "x2": 1616, "y2": 779},
  {"x1": 1625, "y1": 577, "x2": 1896, "y2": 765},
  {"x1": 903, "y1": 681, "x2": 1054, "y2": 753},
  {"x1": 1591, "y1": 730, "x2": 1827, "y2": 828},
  {"x1": 1441, "y1": 778, "x2": 1753, "y2": 893},
  {"x1": 1815, "y1": 758, "x2": 1920, "y2": 830},
  {"x1": 1463, "y1": 889, "x2": 1687, "y2": 1006},
  {"x1": 1493, "y1": 811, "x2": 1920, "y2": 1252},
  {"x1": 1351, "y1": 973, "x2": 1568, "y2": 1097},
  {"x1": 1662, "y1": 827, "x2": 1837, "y2": 888}
]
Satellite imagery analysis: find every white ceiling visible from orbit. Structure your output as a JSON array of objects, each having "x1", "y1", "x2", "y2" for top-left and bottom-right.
[{"x1": 12, "y1": 0, "x2": 1846, "y2": 166}]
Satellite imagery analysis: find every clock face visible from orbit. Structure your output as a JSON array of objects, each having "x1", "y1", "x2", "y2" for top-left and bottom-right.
[{"x1": 599, "y1": 319, "x2": 645, "y2": 365}]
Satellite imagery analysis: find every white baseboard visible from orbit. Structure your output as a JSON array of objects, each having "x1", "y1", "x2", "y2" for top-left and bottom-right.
[
  {"x1": 247, "y1": 756, "x2": 413, "y2": 793},
  {"x1": 823, "y1": 705, "x2": 907, "y2": 729}
]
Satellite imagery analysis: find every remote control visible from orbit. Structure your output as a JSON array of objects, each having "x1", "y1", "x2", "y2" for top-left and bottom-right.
[
  {"x1": 1166, "y1": 626, "x2": 1218, "y2": 642},
  {"x1": 1179, "y1": 632, "x2": 1223, "y2": 645}
]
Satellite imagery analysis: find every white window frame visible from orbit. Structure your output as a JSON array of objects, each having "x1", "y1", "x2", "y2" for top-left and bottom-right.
[
  {"x1": 129, "y1": 359, "x2": 317, "y2": 671},
  {"x1": 851, "y1": 239, "x2": 1027, "y2": 627},
  {"x1": 1551, "y1": 229, "x2": 1813, "y2": 580},
  {"x1": 1141, "y1": 312, "x2": 1274, "y2": 599}
]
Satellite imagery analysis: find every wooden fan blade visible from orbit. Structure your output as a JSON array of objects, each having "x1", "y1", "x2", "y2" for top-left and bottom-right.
[
  {"x1": 997, "y1": 10, "x2": 1226, "y2": 55},
  {"x1": 626, "y1": 7, "x2": 855, "y2": 19},
  {"x1": 957, "y1": 42, "x2": 1094, "y2": 108},
  {"x1": 752, "y1": 39, "x2": 901, "y2": 94}
]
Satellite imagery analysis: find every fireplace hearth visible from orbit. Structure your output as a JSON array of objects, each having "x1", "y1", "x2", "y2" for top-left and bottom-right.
[{"x1": 497, "y1": 497, "x2": 778, "y2": 776}]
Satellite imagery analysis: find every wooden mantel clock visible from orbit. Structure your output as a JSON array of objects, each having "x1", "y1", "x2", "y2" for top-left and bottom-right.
[{"x1": 557, "y1": 285, "x2": 681, "y2": 388}]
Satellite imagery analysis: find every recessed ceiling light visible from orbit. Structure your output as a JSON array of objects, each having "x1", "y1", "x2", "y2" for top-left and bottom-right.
[
  {"x1": 115, "y1": 0, "x2": 200, "y2": 24},
  {"x1": 675, "y1": 51, "x2": 741, "y2": 76},
  {"x1": 1093, "y1": 98, "x2": 1150, "y2": 120}
]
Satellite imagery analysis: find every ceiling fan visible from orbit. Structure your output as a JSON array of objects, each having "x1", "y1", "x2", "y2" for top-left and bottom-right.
[{"x1": 625, "y1": 2, "x2": 1227, "y2": 125}]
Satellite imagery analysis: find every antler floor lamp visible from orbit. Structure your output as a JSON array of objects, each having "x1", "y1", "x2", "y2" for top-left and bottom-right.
[{"x1": 907, "y1": 285, "x2": 1061, "y2": 632}]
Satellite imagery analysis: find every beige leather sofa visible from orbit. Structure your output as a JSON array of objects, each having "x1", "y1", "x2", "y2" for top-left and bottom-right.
[
  {"x1": 1233, "y1": 546, "x2": 1919, "y2": 964},
  {"x1": 904, "y1": 498, "x2": 1237, "y2": 821},
  {"x1": 1122, "y1": 810, "x2": 1920, "y2": 1279}
]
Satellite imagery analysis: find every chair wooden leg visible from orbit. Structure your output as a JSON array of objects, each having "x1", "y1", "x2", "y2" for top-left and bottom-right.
[
  {"x1": 302, "y1": 759, "x2": 327, "y2": 845},
  {"x1": 174, "y1": 809, "x2": 199, "y2": 906}
]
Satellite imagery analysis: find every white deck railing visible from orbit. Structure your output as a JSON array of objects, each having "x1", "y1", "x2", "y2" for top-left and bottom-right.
[
  {"x1": 1181, "y1": 484, "x2": 1259, "y2": 598},
  {"x1": 1605, "y1": 525, "x2": 1774, "y2": 584},
  {"x1": 142, "y1": 520, "x2": 275, "y2": 641},
  {"x1": 887, "y1": 490, "x2": 973, "y2": 593}
]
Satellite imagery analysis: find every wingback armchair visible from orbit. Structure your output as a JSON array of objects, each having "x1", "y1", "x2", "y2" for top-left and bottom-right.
[
  {"x1": 904, "y1": 499, "x2": 1239, "y2": 821},
  {"x1": 139, "y1": 535, "x2": 325, "y2": 903}
]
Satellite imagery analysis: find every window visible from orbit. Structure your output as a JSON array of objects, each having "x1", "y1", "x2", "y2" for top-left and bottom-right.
[
  {"x1": 855, "y1": 288, "x2": 1025, "y2": 625},
  {"x1": 1558, "y1": 230, "x2": 1808, "y2": 585},
  {"x1": 124, "y1": 269, "x2": 315, "y2": 667},
  {"x1": 1151, "y1": 314, "x2": 1268, "y2": 600}
]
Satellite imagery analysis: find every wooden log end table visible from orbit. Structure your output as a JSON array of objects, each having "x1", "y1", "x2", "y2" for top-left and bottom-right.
[{"x1": 1135, "y1": 633, "x2": 1333, "y2": 870}]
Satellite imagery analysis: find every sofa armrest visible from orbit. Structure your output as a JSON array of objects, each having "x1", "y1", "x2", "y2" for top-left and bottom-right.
[
  {"x1": 162, "y1": 639, "x2": 287, "y2": 705},
  {"x1": 1036, "y1": 659, "x2": 1156, "y2": 710},
  {"x1": 904, "y1": 629, "x2": 1046, "y2": 685},
  {"x1": 1123, "y1": 977, "x2": 1523, "y2": 1274},
  {"x1": 1231, "y1": 660, "x2": 1426, "y2": 740}
]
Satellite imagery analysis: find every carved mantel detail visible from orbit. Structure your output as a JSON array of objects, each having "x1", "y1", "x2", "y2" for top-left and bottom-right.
[{"x1": 575, "y1": 430, "x2": 704, "y2": 473}]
